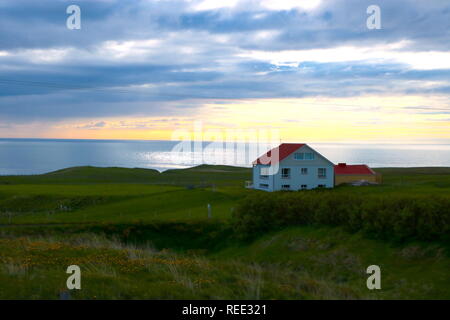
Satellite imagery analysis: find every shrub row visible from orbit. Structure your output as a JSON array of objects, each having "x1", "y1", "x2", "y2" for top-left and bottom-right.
[{"x1": 232, "y1": 191, "x2": 450, "y2": 242}]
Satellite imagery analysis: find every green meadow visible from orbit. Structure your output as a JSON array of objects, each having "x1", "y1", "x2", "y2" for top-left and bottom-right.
[{"x1": 0, "y1": 165, "x2": 449, "y2": 299}]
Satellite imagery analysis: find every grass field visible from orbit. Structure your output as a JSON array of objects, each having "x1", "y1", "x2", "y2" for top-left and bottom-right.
[{"x1": 0, "y1": 165, "x2": 449, "y2": 299}]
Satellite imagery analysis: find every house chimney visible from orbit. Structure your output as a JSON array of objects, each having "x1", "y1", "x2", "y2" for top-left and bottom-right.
[{"x1": 338, "y1": 163, "x2": 346, "y2": 167}]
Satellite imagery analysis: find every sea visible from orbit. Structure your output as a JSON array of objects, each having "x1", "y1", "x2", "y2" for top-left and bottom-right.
[{"x1": 1, "y1": 138, "x2": 450, "y2": 175}]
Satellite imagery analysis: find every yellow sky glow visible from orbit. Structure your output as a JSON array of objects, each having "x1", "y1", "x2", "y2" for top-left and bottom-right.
[{"x1": 1, "y1": 95, "x2": 449, "y2": 143}]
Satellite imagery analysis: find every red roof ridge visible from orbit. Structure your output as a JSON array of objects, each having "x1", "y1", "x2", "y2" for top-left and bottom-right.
[
  {"x1": 253, "y1": 143, "x2": 306, "y2": 165},
  {"x1": 334, "y1": 163, "x2": 376, "y2": 175}
]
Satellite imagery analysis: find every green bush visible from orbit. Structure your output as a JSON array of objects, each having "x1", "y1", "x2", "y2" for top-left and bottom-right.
[{"x1": 232, "y1": 191, "x2": 450, "y2": 242}]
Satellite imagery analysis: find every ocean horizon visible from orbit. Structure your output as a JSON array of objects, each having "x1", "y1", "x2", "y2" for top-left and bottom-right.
[{"x1": 1, "y1": 138, "x2": 450, "y2": 175}]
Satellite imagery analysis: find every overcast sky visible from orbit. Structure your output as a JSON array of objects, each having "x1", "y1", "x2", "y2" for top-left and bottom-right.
[{"x1": 0, "y1": 0, "x2": 449, "y2": 142}]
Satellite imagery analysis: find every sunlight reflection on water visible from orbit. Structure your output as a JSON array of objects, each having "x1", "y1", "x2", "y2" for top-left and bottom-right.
[{"x1": 1, "y1": 139, "x2": 450, "y2": 175}]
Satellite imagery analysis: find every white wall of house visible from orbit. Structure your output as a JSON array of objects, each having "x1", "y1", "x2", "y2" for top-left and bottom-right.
[
  {"x1": 252, "y1": 164, "x2": 274, "y2": 191},
  {"x1": 253, "y1": 145, "x2": 334, "y2": 191}
]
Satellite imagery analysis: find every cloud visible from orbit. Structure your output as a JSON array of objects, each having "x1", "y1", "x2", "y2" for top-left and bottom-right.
[
  {"x1": 0, "y1": 0, "x2": 449, "y2": 124},
  {"x1": 78, "y1": 121, "x2": 107, "y2": 129}
]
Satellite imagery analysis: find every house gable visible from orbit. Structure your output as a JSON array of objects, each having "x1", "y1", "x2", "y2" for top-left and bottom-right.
[
  {"x1": 253, "y1": 143, "x2": 334, "y2": 167},
  {"x1": 278, "y1": 144, "x2": 334, "y2": 167}
]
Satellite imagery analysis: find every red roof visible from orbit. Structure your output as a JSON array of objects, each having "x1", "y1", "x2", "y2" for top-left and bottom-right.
[
  {"x1": 253, "y1": 143, "x2": 305, "y2": 165},
  {"x1": 334, "y1": 163, "x2": 375, "y2": 175}
]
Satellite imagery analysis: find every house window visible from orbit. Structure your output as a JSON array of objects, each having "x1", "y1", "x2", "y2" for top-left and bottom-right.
[
  {"x1": 294, "y1": 153, "x2": 303, "y2": 160},
  {"x1": 281, "y1": 184, "x2": 290, "y2": 190},
  {"x1": 301, "y1": 184, "x2": 307, "y2": 190},
  {"x1": 259, "y1": 183, "x2": 269, "y2": 189},
  {"x1": 294, "y1": 152, "x2": 314, "y2": 160},
  {"x1": 317, "y1": 184, "x2": 326, "y2": 188},
  {"x1": 318, "y1": 168, "x2": 326, "y2": 178},
  {"x1": 281, "y1": 168, "x2": 290, "y2": 179},
  {"x1": 260, "y1": 167, "x2": 270, "y2": 179},
  {"x1": 301, "y1": 168, "x2": 308, "y2": 175}
]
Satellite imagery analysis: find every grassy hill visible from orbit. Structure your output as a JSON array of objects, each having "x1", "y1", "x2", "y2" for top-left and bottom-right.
[
  {"x1": 0, "y1": 165, "x2": 449, "y2": 299},
  {"x1": 0, "y1": 164, "x2": 251, "y2": 186}
]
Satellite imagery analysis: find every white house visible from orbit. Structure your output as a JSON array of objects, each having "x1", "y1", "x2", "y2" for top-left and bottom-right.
[{"x1": 252, "y1": 143, "x2": 335, "y2": 191}]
